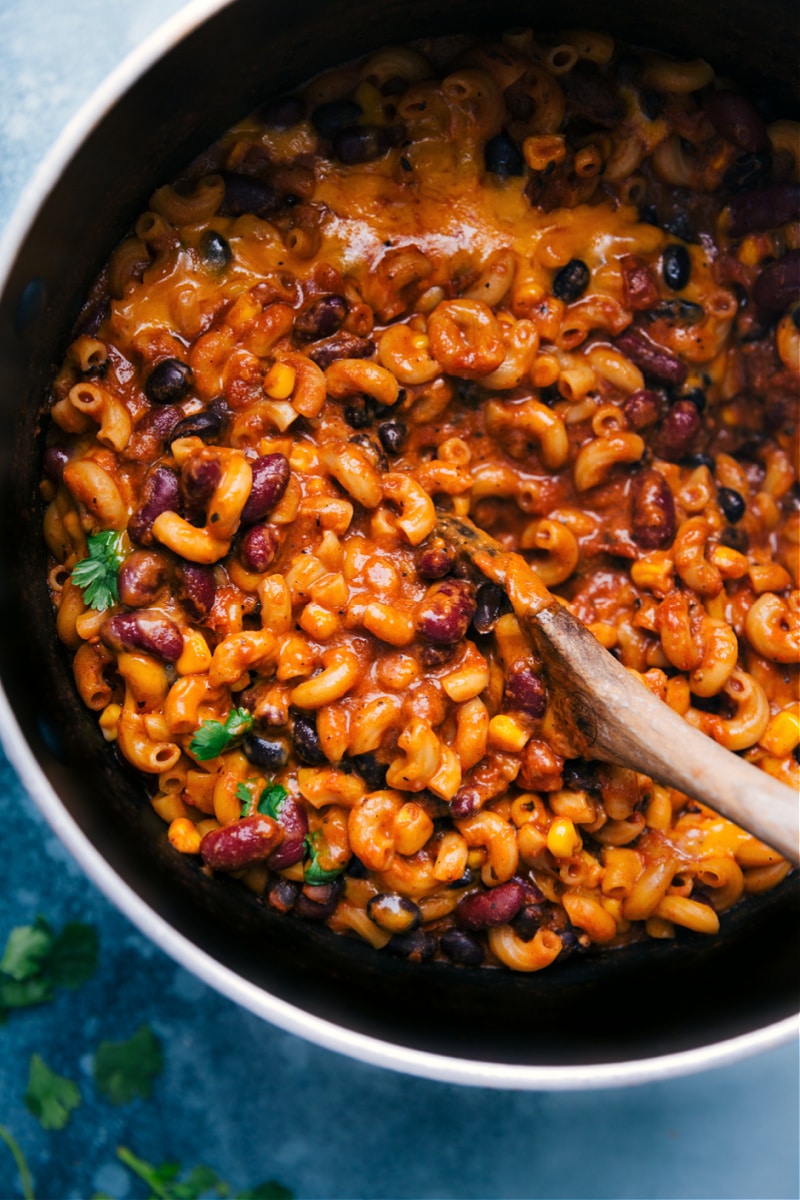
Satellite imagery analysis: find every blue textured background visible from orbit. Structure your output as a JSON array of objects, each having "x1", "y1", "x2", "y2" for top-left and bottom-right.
[{"x1": 1, "y1": 3, "x2": 798, "y2": 1197}]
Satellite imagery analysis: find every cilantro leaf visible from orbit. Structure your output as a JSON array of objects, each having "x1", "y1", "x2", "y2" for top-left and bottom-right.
[
  {"x1": 0, "y1": 974, "x2": 54, "y2": 1013},
  {"x1": 258, "y1": 783, "x2": 288, "y2": 819},
  {"x1": 303, "y1": 834, "x2": 345, "y2": 886},
  {"x1": 24, "y1": 1054, "x2": 81, "y2": 1130},
  {"x1": 43, "y1": 921, "x2": 99, "y2": 989},
  {"x1": 116, "y1": 1147, "x2": 293, "y2": 1200},
  {"x1": 93, "y1": 1025, "x2": 163, "y2": 1105},
  {"x1": 71, "y1": 530, "x2": 126, "y2": 611},
  {"x1": 0, "y1": 916, "x2": 53, "y2": 981},
  {"x1": 0, "y1": 1125, "x2": 35, "y2": 1200},
  {"x1": 190, "y1": 708, "x2": 254, "y2": 761},
  {"x1": 237, "y1": 781, "x2": 254, "y2": 817}
]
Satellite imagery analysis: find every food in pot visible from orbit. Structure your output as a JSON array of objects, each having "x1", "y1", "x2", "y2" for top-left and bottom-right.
[{"x1": 40, "y1": 29, "x2": 799, "y2": 971}]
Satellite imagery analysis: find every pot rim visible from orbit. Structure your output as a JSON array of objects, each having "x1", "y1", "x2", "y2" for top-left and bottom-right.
[{"x1": 1, "y1": 0, "x2": 797, "y2": 1090}]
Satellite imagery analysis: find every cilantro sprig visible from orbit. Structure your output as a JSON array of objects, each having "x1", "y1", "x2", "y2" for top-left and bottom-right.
[
  {"x1": 0, "y1": 1126, "x2": 34, "y2": 1200},
  {"x1": 93, "y1": 1025, "x2": 163, "y2": 1105},
  {"x1": 303, "y1": 832, "x2": 345, "y2": 886},
  {"x1": 189, "y1": 708, "x2": 254, "y2": 761},
  {"x1": 70, "y1": 530, "x2": 126, "y2": 611},
  {"x1": 25, "y1": 1055, "x2": 81, "y2": 1131},
  {"x1": 116, "y1": 1146, "x2": 294, "y2": 1200},
  {"x1": 0, "y1": 916, "x2": 98, "y2": 1020},
  {"x1": 238, "y1": 781, "x2": 288, "y2": 818}
]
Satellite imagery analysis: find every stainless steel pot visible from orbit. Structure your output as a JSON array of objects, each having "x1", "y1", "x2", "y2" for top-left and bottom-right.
[{"x1": 1, "y1": 0, "x2": 797, "y2": 1089}]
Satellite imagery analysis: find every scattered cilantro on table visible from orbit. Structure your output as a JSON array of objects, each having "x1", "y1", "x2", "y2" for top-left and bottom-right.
[
  {"x1": 24, "y1": 1055, "x2": 81, "y2": 1131},
  {"x1": 70, "y1": 530, "x2": 126, "y2": 611},
  {"x1": 0, "y1": 917, "x2": 98, "y2": 1019},
  {"x1": 115, "y1": 1147, "x2": 294, "y2": 1200},
  {"x1": 0, "y1": 1125, "x2": 35, "y2": 1200},
  {"x1": 93, "y1": 1025, "x2": 163, "y2": 1105},
  {"x1": 190, "y1": 708, "x2": 254, "y2": 761}
]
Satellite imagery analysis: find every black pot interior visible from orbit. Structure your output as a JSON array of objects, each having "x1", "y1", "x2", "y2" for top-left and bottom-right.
[{"x1": 1, "y1": 0, "x2": 797, "y2": 1068}]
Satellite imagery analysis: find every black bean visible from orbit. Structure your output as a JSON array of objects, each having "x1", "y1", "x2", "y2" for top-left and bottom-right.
[
  {"x1": 332, "y1": 125, "x2": 393, "y2": 165},
  {"x1": 718, "y1": 487, "x2": 746, "y2": 523},
  {"x1": 220, "y1": 171, "x2": 279, "y2": 217},
  {"x1": 676, "y1": 387, "x2": 707, "y2": 414},
  {"x1": 367, "y1": 894, "x2": 421, "y2": 934},
  {"x1": 662, "y1": 244, "x2": 691, "y2": 291},
  {"x1": 377, "y1": 420, "x2": 407, "y2": 456},
  {"x1": 723, "y1": 151, "x2": 772, "y2": 193},
  {"x1": 483, "y1": 130, "x2": 524, "y2": 176},
  {"x1": 291, "y1": 712, "x2": 327, "y2": 765},
  {"x1": 294, "y1": 878, "x2": 344, "y2": 921},
  {"x1": 243, "y1": 734, "x2": 289, "y2": 769},
  {"x1": 347, "y1": 752, "x2": 387, "y2": 791},
  {"x1": 43, "y1": 446, "x2": 70, "y2": 483},
  {"x1": 440, "y1": 929, "x2": 485, "y2": 966},
  {"x1": 640, "y1": 89, "x2": 664, "y2": 121},
  {"x1": 258, "y1": 94, "x2": 306, "y2": 129},
  {"x1": 384, "y1": 930, "x2": 436, "y2": 961},
  {"x1": 306, "y1": 332, "x2": 374, "y2": 369},
  {"x1": 168, "y1": 409, "x2": 223, "y2": 445},
  {"x1": 344, "y1": 397, "x2": 373, "y2": 428},
  {"x1": 649, "y1": 300, "x2": 704, "y2": 326},
  {"x1": 472, "y1": 582, "x2": 505, "y2": 635},
  {"x1": 267, "y1": 877, "x2": 300, "y2": 914},
  {"x1": 447, "y1": 867, "x2": 476, "y2": 890},
  {"x1": 682, "y1": 452, "x2": 716, "y2": 471},
  {"x1": 511, "y1": 903, "x2": 546, "y2": 941},
  {"x1": 199, "y1": 229, "x2": 232, "y2": 271},
  {"x1": 552, "y1": 259, "x2": 590, "y2": 303},
  {"x1": 719, "y1": 526, "x2": 749, "y2": 552},
  {"x1": 294, "y1": 295, "x2": 348, "y2": 342},
  {"x1": 311, "y1": 99, "x2": 363, "y2": 138},
  {"x1": 145, "y1": 358, "x2": 193, "y2": 405},
  {"x1": 562, "y1": 759, "x2": 601, "y2": 793}
]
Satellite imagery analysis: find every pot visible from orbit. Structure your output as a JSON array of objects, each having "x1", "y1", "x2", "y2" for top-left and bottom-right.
[{"x1": 0, "y1": 0, "x2": 797, "y2": 1089}]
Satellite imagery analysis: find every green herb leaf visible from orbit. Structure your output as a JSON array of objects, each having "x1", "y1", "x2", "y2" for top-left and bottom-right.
[
  {"x1": 0, "y1": 974, "x2": 54, "y2": 1012},
  {"x1": 258, "y1": 783, "x2": 288, "y2": 819},
  {"x1": 303, "y1": 834, "x2": 344, "y2": 886},
  {"x1": 0, "y1": 1125, "x2": 35, "y2": 1200},
  {"x1": 71, "y1": 530, "x2": 126, "y2": 612},
  {"x1": 43, "y1": 922, "x2": 99, "y2": 989},
  {"x1": 117, "y1": 1148, "x2": 266, "y2": 1200},
  {"x1": 190, "y1": 708, "x2": 255, "y2": 761},
  {"x1": 93, "y1": 1025, "x2": 163, "y2": 1105},
  {"x1": 237, "y1": 782, "x2": 254, "y2": 817},
  {"x1": 0, "y1": 916, "x2": 53, "y2": 981},
  {"x1": 24, "y1": 1054, "x2": 81, "y2": 1131}
]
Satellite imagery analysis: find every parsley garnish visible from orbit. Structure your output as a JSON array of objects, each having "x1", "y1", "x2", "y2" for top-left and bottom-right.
[
  {"x1": 93, "y1": 1025, "x2": 163, "y2": 1105},
  {"x1": 24, "y1": 1054, "x2": 81, "y2": 1131},
  {"x1": 70, "y1": 530, "x2": 126, "y2": 611},
  {"x1": 0, "y1": 916, "x2": 98, "y2": 1019},
  {"x1": 116, "y1": 1146, "x2": 295, "y2": 1200},
  {"x1": 189, "y1": 708, "x2": 254, "y2": 761},
  {"x1": 258, "y1": 783, "x2": 288, "y2": 818},
  {"x1": 237, "y1": 781, "x2": 254, "y2": 816},
  {"x1": 303, "y1": 833, "x2": 345, "y2": 886}
]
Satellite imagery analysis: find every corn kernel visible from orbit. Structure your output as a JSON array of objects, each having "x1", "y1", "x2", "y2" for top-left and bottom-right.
[
  {"x1": 354, "y1": 80, "x2": 387, "y2": 126},
  {"x1": 708, "y1": 544, "x2": 749, "y2": 578},
  {"x1": 631, "y1": 552, "x2": 674, "y2": 594},
  {"x1": 759, "y1": 706, "x2": 800, "y2": 757},
  {"x1": 98, "y1": 702, "x2": 122, "y2": 741},
  {"x1": 167, "y1": 817, "x2": 202, "y2": 854},
  {"x1": 546, "y1": 817, "x2": 582, "y2": 859},
  {"x1": 263, "y1": 361, "x2": 297, "y2": 400},
  {"x1": 488, "y1": 713, "x2": 532, "y2": 753}
]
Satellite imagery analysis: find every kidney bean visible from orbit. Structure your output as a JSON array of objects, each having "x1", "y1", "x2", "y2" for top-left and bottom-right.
[
  {"x1": 377, "y1": 420, "x2": 407, "y2": 456},
  {"x1": 199, "y1": 229, "x2": 232, "y2": 271},
  {"x1": 620, "y1": 254, "x2": 659, "y2": 310},
  {"x1": 200, "y1": 814, "x2": 283, "y2": 872},
  {"x1": 718, "y1": 486, "x2": 746, "y2": 523},
  {"x1": 332, "y1": 125, "x2": 394, "y2": 165},
  {"x1": 240, "y1": 523, "x2": 279, "y2": 573},
  {"x1": 240, "y1": 454, "x2": 290, "y2": 524},
  {"x1": 347, "y1": 752, "x2": 388, "y2": 791},
  {"x1": 168, "y1": 408, "x2": 223, "y2": 445},
  {"x1": 623, "y1": 388, "x2": 662, "y2": 430},
  {"x1": 552, "y1": 259, "x2": 590, "y2": 302},
  {"x1": 439, "y1": 928, "x2": 485, "y2": 966},
  {"x1": 662, "y1": 243, "x2": 691, "y2": 291},
  {"x1": 293, "y1": 877, "x2": 344, "y2": 921},
  {"x1": 724, "y1": 151, "x2": 772, "y2": 193},
  {"x1": 145, "y1": 357, "x2": 193, "y2": 405},
  {"x1": 631, "y1": 467, "x2": 677, "y2": 548},
  {"x1": 456, "y1": 880, "x2": 525, "y2": 931},
  {"x1": 416, "y1": 543, "x2": 454, "y2": 580},
  {"x1": 174, "y1": 562, "x2": 216, "y2": 620},
  {"x1": 266, "y1": 796, "x2": 309, "y2": 870},
  {"x1": 450, "y1": 787, "x2": 481, "y2": 819},
  {"x1": 311, "y1": 98, "x2": 363, "y2": 138},
  {"x1": 385, "y1": 930, "x2": 437, "y2": 961},
  {"x1": 614, "y1": 327, "x2": 688, "y2": 386},
  {"x1": 472, "y1": 582, "x2": 506, "y2": 635},
  {"x1": 415, "y1": 579, "x2": 477, "y2": 643},
  {"x1": 181, "y1": 455, "x2": 221, "y2": 514},
  {"x1": 504, "y1": 661, "x2": 547, "y2": 717},
  {"x1": 220, "y1": 170, "x2": 279, "y2": 217},
  {"x1": 652, "y1": 399, "x2": 702, "y2": 462},
  {"x1": 306, "y1": 332, "x2": 375, "y2": 368},
  {"x1": 267, "y1": 877, "x2": 300, "y2": 913},
  {"x1": 367, "y1": 893, "x2": 421, "y2": 934},
  {"x1": 727, "y1": 184, "x2": 800, "y2": 237},
  {"x1": 128, "y1": 466, "x2": 181, "y2": 545},
  {"x1": 258, "y1": 94, "x2": 306, "y2": 129},
  {"x1": 752, "y1": 250, "x2": 800, "y2": 311},
  {"x1": 291, "y1": 712, "x2": 327, "y2": 765},
  {"x1": 117, "y1": 551, "x2": 168, "y2": 607},
  {"x1": 242, "y1": 734, "x2": 289, "y2": 769},
  {"x1": 294, "y1": 295, "x2": 347, "y2": 342},
  {"x1": 102, "y1": 610, "x2": 184, "y2": 662},
  {"x1": 483, "y1": 130, "x2": 524, "y2": 176},
  {"x1": 43, "y1": 446, "x2": 70, "y2": 483},
  {"x1": 704, "y1": 90, "x2": 768, "y2": 152}
]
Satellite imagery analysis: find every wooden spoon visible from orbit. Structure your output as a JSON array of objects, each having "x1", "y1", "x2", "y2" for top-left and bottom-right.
[{"x1": 437, "y1": 512, "x2": 799, "y2": 864}]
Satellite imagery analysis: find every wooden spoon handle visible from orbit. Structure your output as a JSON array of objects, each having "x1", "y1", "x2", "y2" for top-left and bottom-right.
[{"x1": 437, "y1": 513, "x2": 799, "y2": 864}]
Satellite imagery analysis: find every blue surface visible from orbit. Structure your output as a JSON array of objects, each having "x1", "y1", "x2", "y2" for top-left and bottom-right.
[{"x1": 1, "y1": 4, "x2": 799, "y2": 1198}]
